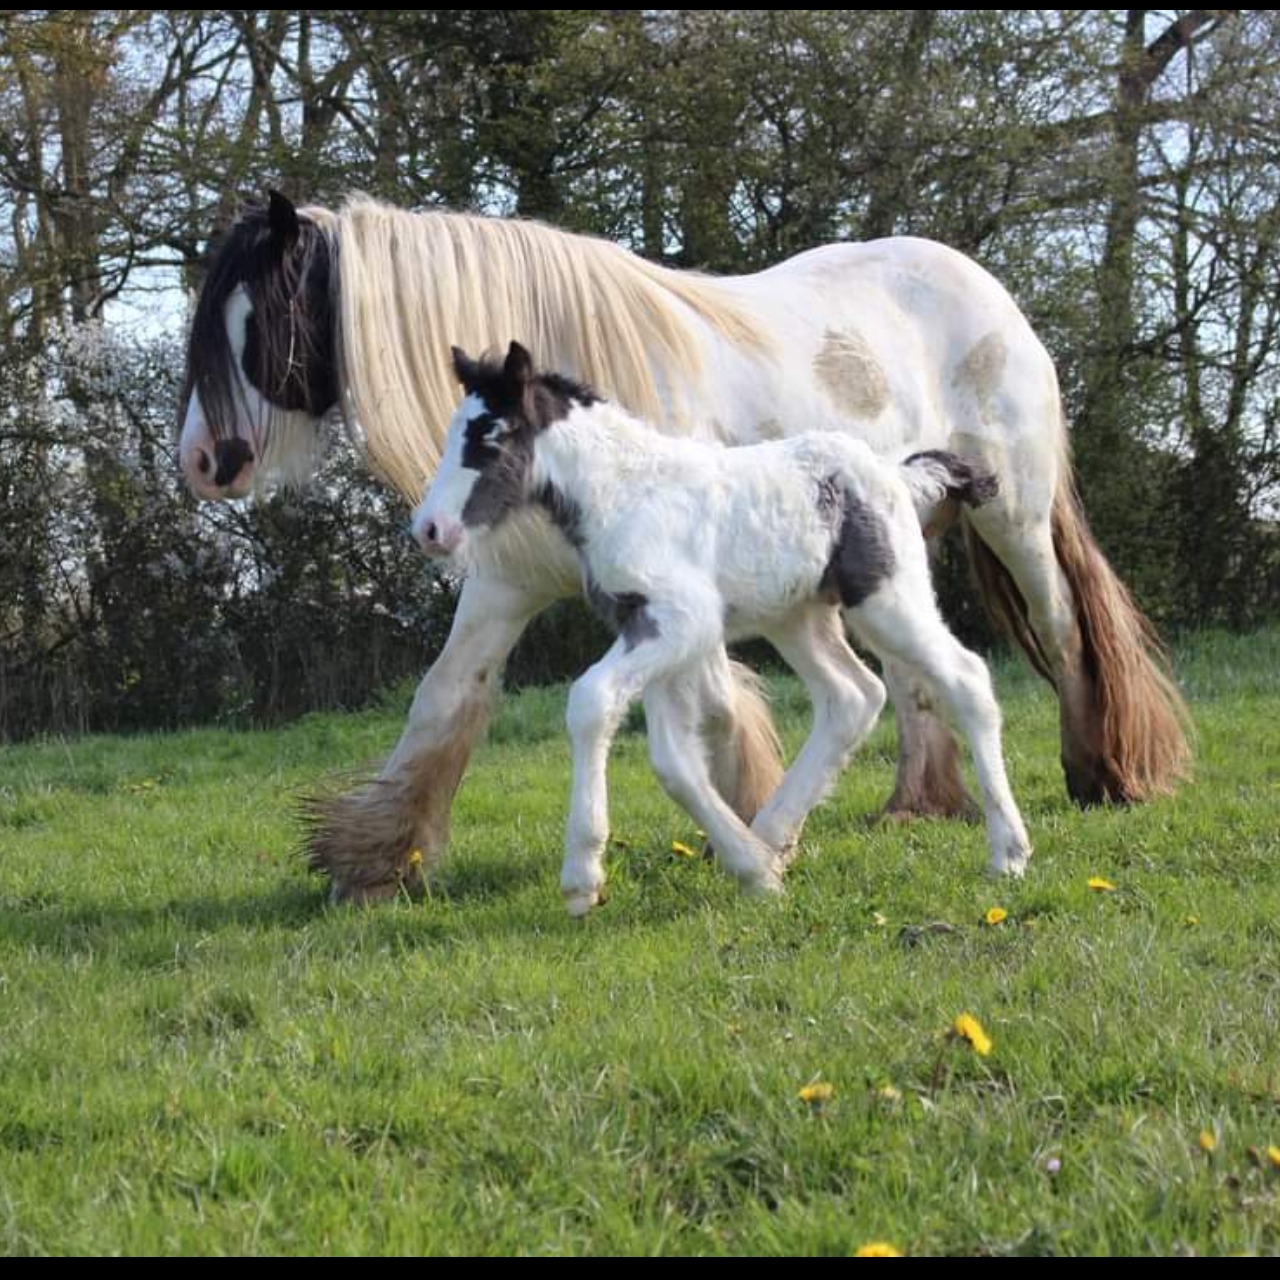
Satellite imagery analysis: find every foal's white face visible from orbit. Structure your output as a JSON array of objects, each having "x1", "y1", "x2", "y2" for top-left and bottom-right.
[
  {"x1": 412, "y1": 391, "x2": 509, "y2": 560},
  {"x1": 412, "y1": 343, "x2": 546, "y2": 561}
]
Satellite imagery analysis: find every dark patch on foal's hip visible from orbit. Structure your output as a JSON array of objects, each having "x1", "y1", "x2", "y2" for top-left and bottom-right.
[{"x1": 817, "y1": 476, "x2": 896, "y2": 607}]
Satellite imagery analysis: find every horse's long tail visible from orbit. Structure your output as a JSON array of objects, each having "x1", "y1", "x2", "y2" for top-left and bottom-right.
[
  {"x1": 718, "y1": 661, "x2": 785, "y2": 821},
  {"x1": 964, "y1": 474, "x2": 1191, "y2": 803}
]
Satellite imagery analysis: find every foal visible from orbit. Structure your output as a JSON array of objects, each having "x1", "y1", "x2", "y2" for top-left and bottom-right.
[{"x1": 414, "y1": 342, "x2": 1031, "y2": 915}]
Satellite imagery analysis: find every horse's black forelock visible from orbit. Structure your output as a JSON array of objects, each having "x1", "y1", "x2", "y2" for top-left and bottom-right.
[{"x1": 181, "y1": 203, "x2": 337, "y2": 444}]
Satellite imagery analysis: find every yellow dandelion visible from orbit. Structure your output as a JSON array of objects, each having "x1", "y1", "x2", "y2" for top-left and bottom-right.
[
  {"x1": 952, "y1": 1011, "x2": 993, "y2": 1057},
  {"x1": 407, "y1": 848, "x2": 424, "y2": 869},
  {"x1": 671, "y1": 840, "x2": 698, "y2": 859},
  {"x1": 1184, "y1": 915, "x2": 1200, "y2": 926},
  {"x1": 984, "y1": 906, "x2": 1008, "y2": 926},
  {"x1": 872, "y1": 911, "x2": 889, "y2": 928},
  {"x1": 1087, "y1": 876, "x2": 1117, "y2": 892},
  {"x1": 798, "y1": 1081, "x2": 835, "y2": 1105},
  {"x1": 1198, "y1": 1129, "x2": 1217, "y2": 1153},
  {"x1": 854, "y1": 1242, "x2": 903, "y2": 1257},
  {"x1": 875, "y1": 1083, "x2": 902, "y2": 1103},
  {"x1": 1268, "y1": 1145, "x2": 1280, "y2": 1170}
]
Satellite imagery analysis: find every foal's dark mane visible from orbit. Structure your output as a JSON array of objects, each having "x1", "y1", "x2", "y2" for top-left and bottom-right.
[
  {"x1": 464, "y1": 351, "x2": 600, "y2": 434},
  {"x1": 181, "y1": 201, "x2": 336, "y2": 442}
]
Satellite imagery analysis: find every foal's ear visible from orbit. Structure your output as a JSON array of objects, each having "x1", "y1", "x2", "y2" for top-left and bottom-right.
[
  {"x1": 451, "y1": 345, "x2": 481, "y2": 388},
  {"x1": 267, "y1": 189, "x2": 300, "y2": 251},
  {"x1": 504, "y1": 341, "x2": 534, "y2": 387}
]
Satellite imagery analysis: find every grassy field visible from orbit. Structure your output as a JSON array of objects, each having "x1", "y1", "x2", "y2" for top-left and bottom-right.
[{"x1": 1, "y1": 628, "x2": 1278, "y2": 1255}]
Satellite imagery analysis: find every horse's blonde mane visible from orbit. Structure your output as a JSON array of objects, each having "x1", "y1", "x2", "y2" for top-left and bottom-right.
[{"x1": 311, "y1": 198, "x2": 771, "y2": 501}]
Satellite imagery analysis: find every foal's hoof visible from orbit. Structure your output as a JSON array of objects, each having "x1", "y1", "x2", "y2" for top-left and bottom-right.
[
  {"x1": 564, "y1": 887, "x2": 603, "y2": 918},
  {"x1": 743, "y1": 867, "x2": 785, "y2": 899},
  {"x1": 986, "y1": 847, "x2": 1031, "y2": 879}
]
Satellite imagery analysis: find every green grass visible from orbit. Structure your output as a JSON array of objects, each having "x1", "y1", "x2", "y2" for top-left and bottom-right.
[{"x1": 1, "y1": 628, "x2": 1278, "y2": 1255}]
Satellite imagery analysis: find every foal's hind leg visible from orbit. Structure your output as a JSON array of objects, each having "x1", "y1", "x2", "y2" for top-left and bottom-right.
[
  {"x1": 851, "y1": 594, "x2": 1031, "y2": 877},
  {"x1": 752, "y1": 604, "x2": 886, "y2": 861},
  {"x1": 644, "y1": 667, "x2": 784, "y2": 896}
]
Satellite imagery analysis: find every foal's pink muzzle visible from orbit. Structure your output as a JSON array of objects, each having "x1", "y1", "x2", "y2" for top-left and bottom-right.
[{"x1": 414, "y1": 512, "x2": 464, "y2": 557}]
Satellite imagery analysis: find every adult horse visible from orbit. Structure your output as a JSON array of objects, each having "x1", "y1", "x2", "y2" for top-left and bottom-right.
[{"x1": 178, "y1": 191, "x2": 1189, "y2": 903}]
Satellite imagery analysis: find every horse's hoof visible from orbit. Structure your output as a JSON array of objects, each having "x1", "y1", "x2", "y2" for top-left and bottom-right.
[{"x1": 329, "y1": 877, "x2": 411, "y2": 906}]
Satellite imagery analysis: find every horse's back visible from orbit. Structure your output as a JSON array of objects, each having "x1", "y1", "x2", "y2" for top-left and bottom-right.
[{"x1": 705, "y1": 237, "x2": 1063, "y2": 493}]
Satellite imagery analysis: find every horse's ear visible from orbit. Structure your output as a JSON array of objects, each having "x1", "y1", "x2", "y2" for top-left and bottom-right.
[
  {"x1": 267, "y1": 189, "x2": 300, "y2": 251},
  {"x1": 451, "y1": 345, "x2": 481, "y2": 388},
  {"x1": 504, "y1": 341, "x2": 534, "y2": 387}
]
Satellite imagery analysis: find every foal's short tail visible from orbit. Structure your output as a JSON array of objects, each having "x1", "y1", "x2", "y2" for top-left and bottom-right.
[{"x1": 901, "y1": 449, "x2": 999, "y2": 536}]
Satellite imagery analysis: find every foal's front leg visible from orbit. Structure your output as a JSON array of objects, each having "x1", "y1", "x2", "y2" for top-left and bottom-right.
[{"x1": 561, "y1": 635, "x2": 661, "y2": 916}]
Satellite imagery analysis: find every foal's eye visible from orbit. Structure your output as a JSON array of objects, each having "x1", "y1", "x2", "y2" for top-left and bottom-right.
[{"x1": 461, "y1": 412, "x2": 508, "y2": 469}]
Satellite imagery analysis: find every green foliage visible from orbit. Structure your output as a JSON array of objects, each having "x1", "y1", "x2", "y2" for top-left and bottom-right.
[{"x1": 1, "y1": 631, "x2": 1278, "y2": 1255}]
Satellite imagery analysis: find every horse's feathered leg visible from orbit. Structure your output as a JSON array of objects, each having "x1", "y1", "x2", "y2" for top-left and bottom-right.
[
  {"x1": 303, "y1": 573, "x2": 549, "y2": 902},
  {"x1": 878, "y1": 663, "x2": 982, "y2": 822}
]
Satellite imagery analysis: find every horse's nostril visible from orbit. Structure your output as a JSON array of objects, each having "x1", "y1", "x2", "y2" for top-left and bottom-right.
[
  {"x1": 425, "y1": 521, "x2": 439, "y2": 545},
  {"x1": 196, "y1": 449, "x2": 211, "y2": 475}
]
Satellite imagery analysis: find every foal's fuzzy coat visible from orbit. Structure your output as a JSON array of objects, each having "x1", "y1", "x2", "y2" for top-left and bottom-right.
[{"x1": 416, "y1": 343, "x2": 1031, "y2": 914}]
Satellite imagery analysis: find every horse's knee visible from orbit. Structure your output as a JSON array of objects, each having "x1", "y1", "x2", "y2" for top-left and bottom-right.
[{"x1": 826, "y1": 681, "x2": 875, "y2": 751}]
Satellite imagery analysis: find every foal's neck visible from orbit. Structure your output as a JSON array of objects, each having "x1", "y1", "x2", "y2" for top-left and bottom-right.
[{"x1": 532, "y1": 399, "x2": 675, "y2": 500}]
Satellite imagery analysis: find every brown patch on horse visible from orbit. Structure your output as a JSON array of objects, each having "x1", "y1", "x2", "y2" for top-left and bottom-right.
[
  {"x1": 952, "y1": 333, "x2": 1008, "y2": 424},
  {"x1": 812, "y1": 328, "x2": 891, "y2": 420},
  {"x1": 301, "y1": 687, "x2": 496, "y2": 902}
]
